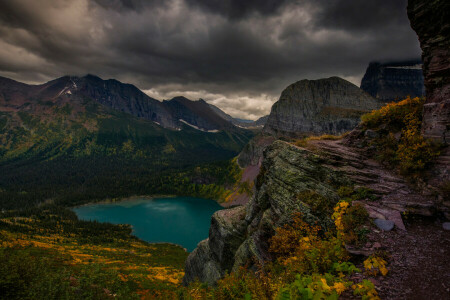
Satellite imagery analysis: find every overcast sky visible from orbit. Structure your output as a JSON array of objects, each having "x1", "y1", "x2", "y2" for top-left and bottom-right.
[{"x1": 0, "y1": 0, "x2": 421, "y2": 120}]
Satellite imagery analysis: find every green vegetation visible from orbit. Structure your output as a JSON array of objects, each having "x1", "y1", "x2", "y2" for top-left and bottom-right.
[
  {"x1": 0, "y1": 102, "x2": 251, "y2": 299},
  {"x1": 183, "y1": 194, "x2": 381, "y2": 300},
  {"x1": 0, "y1": 205, "x2": 188, "y2": 299},
  {"x1": 0, "y1": 105, "x2": 252, "y2": 210}
]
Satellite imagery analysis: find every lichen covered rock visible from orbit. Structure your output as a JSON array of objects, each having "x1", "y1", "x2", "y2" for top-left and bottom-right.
[{"x1": 183, "y1": 141, "x2": 351, "y2": 285}]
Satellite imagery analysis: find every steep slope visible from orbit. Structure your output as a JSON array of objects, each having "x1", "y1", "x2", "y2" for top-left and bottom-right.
[
  {"x1": 0, "y1": 75, "x2": 241, "y2": 131},
  {"x1": 360, "y1": 60, "x2": 425, "y2": 101},
  {"x1": 263, "y1": 77, "x2": 382, "y2": 137},
  {"x1": 408, "y1": 0, "x2": 450, "y2": 143},
  {"x1": 0, "y1": 75, "x2": 176, "y2": 127},
  {"x1": 164, "y1": 97, "x2": 232, "y2": 131},
  {"x1": 185, "y1": 134, "x2": 447, "y2": 289}
]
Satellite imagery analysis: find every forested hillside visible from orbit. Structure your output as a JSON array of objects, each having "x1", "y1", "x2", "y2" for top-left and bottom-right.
[{"x1": 0, "y1": 76, "x2": 254, "y2": 210}]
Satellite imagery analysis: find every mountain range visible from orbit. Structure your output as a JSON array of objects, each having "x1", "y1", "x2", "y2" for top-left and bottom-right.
[
  {"x1": 0, "y1": 74, "x2": 256, "y2": 132},
  {"x1": 0, "y1": 74, "x2": 255, "y2": 208}
]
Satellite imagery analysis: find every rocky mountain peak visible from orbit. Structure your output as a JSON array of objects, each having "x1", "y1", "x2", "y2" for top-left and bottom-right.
[{"x1": 263, "y1": 76, "x2": 382, "y2": 137}]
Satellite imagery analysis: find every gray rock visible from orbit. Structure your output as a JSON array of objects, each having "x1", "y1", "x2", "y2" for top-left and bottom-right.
[
  {"x1": 374, "y1": 219, "x2": 395, "y2": 231},
  {"x1": 183, "y1": 141, "x2": 352, "y2": 285},
  {"x1": 263, "y1": 77, "x2": 382, "y2": 138},
  {"x1": 442, "y1": 222, "x2": 450, "y2": 231},
  {"x1": 364, "y1": 129, "x2": 378, "y2": 139},
  {"x1": 238, "y1": 77, "x2": 384, "y2": 168},
  {"x1": 183, "y1": 206, "x2": 248, "y2": 286}
]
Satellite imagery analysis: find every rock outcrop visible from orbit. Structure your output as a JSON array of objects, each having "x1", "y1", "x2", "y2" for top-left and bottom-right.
[
  {"x1": 263, "y1": 77, "x2": 381, "y2": 138},
  {"x1": 184, "y1": 140, "x2": 350, "y2": 285},
  {"x1": 184, "y1": 135, "x2": 442, "y2": 285},
  {"x1": 237, "y1": 77, "x2": 382, "y2": 169},
  {"x1": 360, "y1": 60, "x2": 425, "y2": 101},
  {"x1": 408, "y1": 0, "x2": 450, "y2": 143}
]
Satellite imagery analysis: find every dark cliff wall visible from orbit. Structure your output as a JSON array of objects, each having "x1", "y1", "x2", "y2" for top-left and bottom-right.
[
  {"x1": 360, "y1": 60, "x2": 425, "y2": 101},
  {"x1": 408, "y1": 0, "x2": 450, "y2": 143}
]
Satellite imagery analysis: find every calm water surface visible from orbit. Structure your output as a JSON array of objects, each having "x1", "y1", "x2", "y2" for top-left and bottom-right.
[{"x1": 74, "y1": 197, "x2": 222, "y2": 251}]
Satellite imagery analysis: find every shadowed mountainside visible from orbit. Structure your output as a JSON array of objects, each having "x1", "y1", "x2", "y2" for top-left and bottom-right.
[{"x1": 360, "y1": 60, "x2": 425, "y2": 101}]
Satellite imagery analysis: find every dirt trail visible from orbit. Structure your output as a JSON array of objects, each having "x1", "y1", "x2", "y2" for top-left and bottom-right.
[{"x1": 308, "y1": 138, "x2": 450, "y2": 299}]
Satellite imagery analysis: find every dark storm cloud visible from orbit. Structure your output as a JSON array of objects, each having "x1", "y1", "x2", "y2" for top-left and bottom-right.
[
  {"x1": 317, "y1": 0, "x2": 408, "y2": 31},
  {"x1": 0, "y1": 0, "x2": 421, "y2": 119},
  {"x1": 185, "y1": 0, "x2": 290, "y2": 19}
]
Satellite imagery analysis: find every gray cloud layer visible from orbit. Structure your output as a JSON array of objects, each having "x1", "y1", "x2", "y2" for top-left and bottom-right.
[{"x1": 0, "y1": 0, "x2": 420, "y2": 119}]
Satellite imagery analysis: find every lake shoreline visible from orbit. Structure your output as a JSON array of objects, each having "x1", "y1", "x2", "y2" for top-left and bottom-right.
[
  {"x1": 73, "y1": 196, "x2": 223, "y2": 251},
  {"x1": 72, "y1": 194, "x2": 177, "y2": 208}
]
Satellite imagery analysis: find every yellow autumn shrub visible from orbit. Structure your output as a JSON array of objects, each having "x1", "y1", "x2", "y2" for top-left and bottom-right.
[{"x1": 361, "y1": 96, "x2": 440, "y2": 177}]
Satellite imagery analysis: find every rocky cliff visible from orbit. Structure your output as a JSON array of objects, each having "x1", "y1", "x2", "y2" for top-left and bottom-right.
[
  {"x1": 184, "y1": 140, "x2": 350, "y2": 285},
  {"x1": 360, "y1": 60, "x2": 425, "y2": 101},
  {"x1": 184, "y1": 132, "x2": 444, "y2": 285},
  {"x1": 408, "y1": 0, "x2": 450, "y2": 143},
  {"x1": 263, "y1": 77, "x2": 381, "y2": 138},
  {"x1": 237, "y1": 77, "x2": 382, "y2": 169}
]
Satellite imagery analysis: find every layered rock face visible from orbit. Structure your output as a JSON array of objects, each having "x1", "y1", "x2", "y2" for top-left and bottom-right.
[
  {"x1": 184, "y1": 141, "x2": 351, "y2": 285},
  {"x1": 263, "y1": 77, "x2": 381, "y2": 137},
  {"x1": 184, "y1": 135, "x2": 443, "y2": 285},
  {"x1": 408, "y1": 0, "x2": 450, "y2": 143},
  {"x1": 360, "y1": 60, "x2": 425, "y2": 101}
]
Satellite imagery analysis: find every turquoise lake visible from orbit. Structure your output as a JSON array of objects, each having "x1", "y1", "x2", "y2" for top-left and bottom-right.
[{"x1": 73, "y1": 197, "x2": 222, "y2": 252}]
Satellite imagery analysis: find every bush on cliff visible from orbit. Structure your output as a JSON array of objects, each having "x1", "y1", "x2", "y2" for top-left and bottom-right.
[
  {"x1": 184, "y1": 199, "x2": 383, "y2": 299},
  {"x1": 361, "y1": 96, "x2": 441, "y2": 177}
]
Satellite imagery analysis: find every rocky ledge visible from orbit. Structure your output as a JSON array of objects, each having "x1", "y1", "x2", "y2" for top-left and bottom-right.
[{"x1": 184, "y1": 135, "x2": 446, "y2": 285}]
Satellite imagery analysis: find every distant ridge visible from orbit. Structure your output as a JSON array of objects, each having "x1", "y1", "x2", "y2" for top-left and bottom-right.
[
  {"x1": 0, "y1": 74, "x2": 243, "y2": 132},
  {"x1": 360, "y1": 59, "x2": 425, "y2": 101}
]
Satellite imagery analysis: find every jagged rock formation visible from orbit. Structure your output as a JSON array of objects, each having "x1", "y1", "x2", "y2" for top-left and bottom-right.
[
  {"x1": 408, "y1": 0, "x2": 450, "y2": 143},
  {"x1": 184, "y1": 0, "x2": 450, "y2": 291},
  {"x1": 360, "y1": 60, "x2": 425, "y2": 101},
  {"x1": 263, "y1": 77, "x2": 382, "y2": 138}
]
